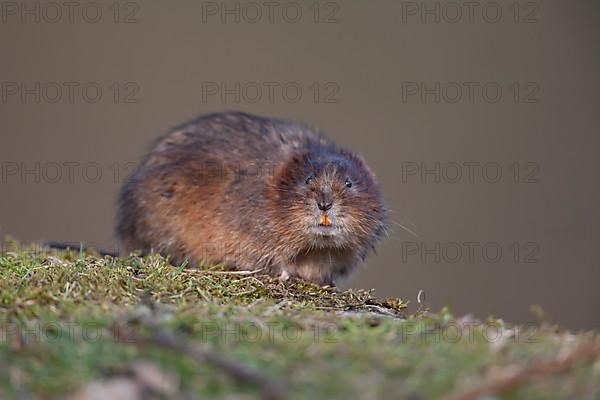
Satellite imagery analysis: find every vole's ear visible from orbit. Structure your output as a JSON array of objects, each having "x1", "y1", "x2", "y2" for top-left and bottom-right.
[
  {"x1": 339, "y1": 149, "x2": 378, "y2": 184},
  {"x1": 273, "y1": 151, "x2": 312, "y2": 187}
]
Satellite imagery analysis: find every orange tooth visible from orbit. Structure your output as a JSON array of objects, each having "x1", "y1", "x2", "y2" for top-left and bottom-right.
[{"x1": 321, "y1": 214, "x2": 331, "y2": 226}]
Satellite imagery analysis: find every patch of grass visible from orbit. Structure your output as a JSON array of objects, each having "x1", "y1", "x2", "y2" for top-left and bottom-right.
[{"x1": 0, "y1": 243, "x2": 598, "y2": 399}]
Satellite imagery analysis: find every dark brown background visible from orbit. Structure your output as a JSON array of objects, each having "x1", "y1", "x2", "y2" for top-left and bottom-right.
[{"x1": 1, "y1": 0, "x2": 598, "y2": 329}]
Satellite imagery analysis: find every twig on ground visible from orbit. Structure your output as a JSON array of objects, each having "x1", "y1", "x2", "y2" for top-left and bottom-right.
[
  {"x1": 111, "y1": 316, "x2": 287, "y2": 400},
  {"x1": 350, "y1": 304, "x2": 403, "y2": 318},
  {"x1": 445, "y1": 338, "x2": 600, "y2": 400}
]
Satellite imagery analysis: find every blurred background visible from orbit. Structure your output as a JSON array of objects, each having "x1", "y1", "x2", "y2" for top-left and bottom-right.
[{"x1": 1, "y1": 0, "x2": 598, "y2": 329}]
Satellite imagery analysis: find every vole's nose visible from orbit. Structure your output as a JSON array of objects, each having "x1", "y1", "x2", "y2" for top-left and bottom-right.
[{"x1": 317, "y1": 201, "x2": 333, "y2": 211}]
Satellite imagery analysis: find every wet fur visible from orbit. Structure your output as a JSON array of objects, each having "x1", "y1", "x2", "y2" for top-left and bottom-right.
[{"x1": 117, "y1": 112, "x2": 387, "y2": 285}]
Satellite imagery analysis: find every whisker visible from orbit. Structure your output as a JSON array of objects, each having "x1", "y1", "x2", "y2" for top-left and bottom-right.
[{"x1": 389, "y1": 219, "x2": 420, "y2": 238}]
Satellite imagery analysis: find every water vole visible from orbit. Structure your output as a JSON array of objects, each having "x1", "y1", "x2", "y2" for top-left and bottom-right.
[{"x1": 116, "y1": 112, "x2": 387, "y2": 285}]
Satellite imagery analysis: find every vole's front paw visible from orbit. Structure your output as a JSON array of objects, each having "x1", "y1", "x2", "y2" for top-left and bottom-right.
[{"x1": 278, "y1": 269, "x2": 290, "y2": 283}]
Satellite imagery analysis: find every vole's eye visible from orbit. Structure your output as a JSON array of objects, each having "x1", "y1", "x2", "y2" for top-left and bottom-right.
[
  {"x1": 345, "y1": 178, "x2": 353, "y2": 188},
  {"x1": 305, "y1": 175, "x2": 314, "y2": 185}
]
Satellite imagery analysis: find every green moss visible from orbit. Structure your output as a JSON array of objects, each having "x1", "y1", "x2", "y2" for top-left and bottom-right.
[{"x1": 0, "y1": 244, "x2": 598, "y2": 399}]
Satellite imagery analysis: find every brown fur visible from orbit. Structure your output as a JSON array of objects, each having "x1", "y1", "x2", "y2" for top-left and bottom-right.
[{"x1": 116, "y1": 112, "x2": 387, "y2": 285}]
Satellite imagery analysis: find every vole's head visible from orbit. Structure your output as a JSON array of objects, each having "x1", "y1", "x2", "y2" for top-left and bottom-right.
[{"x1": 274, "y1": 147, "x2": 387, "y2": 249}]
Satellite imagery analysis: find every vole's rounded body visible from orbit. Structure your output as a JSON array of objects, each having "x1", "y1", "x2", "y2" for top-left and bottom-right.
[{"x1": 117, "y1": 112, "x2": 386, "y2": 285}]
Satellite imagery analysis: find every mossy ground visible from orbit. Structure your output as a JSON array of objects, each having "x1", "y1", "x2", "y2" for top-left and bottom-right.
[{"x1": 0, "y1": 242, "x2": 598, "y2": 399}]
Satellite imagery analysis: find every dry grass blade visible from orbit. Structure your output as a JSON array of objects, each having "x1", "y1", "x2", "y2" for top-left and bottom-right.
[{"x1": 198, "y1": 268, "x2": 267, "y2": 275}]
